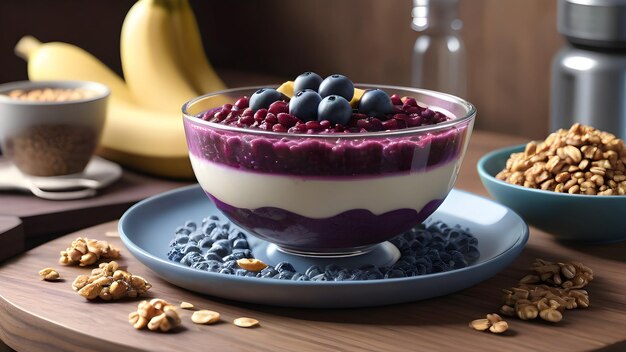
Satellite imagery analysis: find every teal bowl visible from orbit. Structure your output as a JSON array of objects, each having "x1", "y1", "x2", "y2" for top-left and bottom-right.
[{"x1": 477, "y1": 144, "x2": 626, "y2": 243}]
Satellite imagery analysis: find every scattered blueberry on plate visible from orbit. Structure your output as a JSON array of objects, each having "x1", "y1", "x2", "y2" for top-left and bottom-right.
[{"x1": 168, "y1": 215, "x2": 480, "y2": 281}]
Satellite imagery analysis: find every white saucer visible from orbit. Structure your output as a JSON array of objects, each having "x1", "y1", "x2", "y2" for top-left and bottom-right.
[{"x1": 0, "y1": 156, "x2": 122, "y2": 200}]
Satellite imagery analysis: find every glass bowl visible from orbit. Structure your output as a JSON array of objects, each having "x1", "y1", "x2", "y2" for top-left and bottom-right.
[{"x1": 183, "y1": 85, "x2": 476, "y2": 256}]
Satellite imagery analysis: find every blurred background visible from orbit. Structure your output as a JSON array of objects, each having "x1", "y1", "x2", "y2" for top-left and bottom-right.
[{"x1": 0, "y1": 0, "x2": 561, "y2": 138}]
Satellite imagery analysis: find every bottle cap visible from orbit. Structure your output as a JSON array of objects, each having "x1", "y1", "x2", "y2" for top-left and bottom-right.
[{"x1": 558, "y1": 0, "x2": 626, "y2": 47}]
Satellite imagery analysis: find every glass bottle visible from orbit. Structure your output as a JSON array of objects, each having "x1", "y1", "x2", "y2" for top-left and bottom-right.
[{"x1": 411, "y1": 0, "x2": 466, "y2": 98}]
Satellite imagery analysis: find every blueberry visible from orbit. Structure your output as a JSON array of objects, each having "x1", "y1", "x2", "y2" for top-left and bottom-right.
[
  {"x1": 358, "y1": 89, "x2": 393, "y2": 118},
  {"x1": 250, "y1": 88, "x2": 283, "y2": 111},
  {"x1": 190, "y1": 232, "x2": 205, "y2": 242},
  {"x1": 275, "y1": 271, "x2": 294, "y2": 280},
  {"x1": 275, "y1": 262, "x2": 296, "y2": 273},
  {"x1": 208, "y1": 244, "x2": 228, "y2": 258},
  {"x1": 311, "y1": 273, "x2": 330, "y2": 281},
  {"x1": 291, "y1": 273, "x2": 305, "y2": 281},
  {"x1": 228, "y1": 231, "x2": 246, "y2": 241},
  {"x1": 260, "y1": 267, "x2": 278, "y2": 278},
  {"x1": 305, "y1": 265, "x2": 322, "y2": 278},
  {"x1": 198, "y1": 237, "x2": 214, "y2": 249},
  {"x1": 181, "y1": 252, "x2": 202, "y2": 266},
  {"x1": 324, "y1": 264, "x2": 342, "y2": 277},
  {"x1": 289, "y1": 89, "x2": 322, "y2": 122},
  {"x1": 233, "y1": 239, "x2": 249, "y2": 249},
  {"x1": 219, "y1": 268, "x2": 234, "y2": 275},
  {"x1": 294, "y1": 72, "x2": 323, "y2": 92},
  {"x1": 223, "y1": 260, "x2": 238, "y2": 269},
  {"x1": 204, "y1": 252, "x2": 222, "y2": 262},
  {"x1": 318, "y1": 74, "x2": 354, "y2": 100},
  {"x1": 465, "y1": 246, "x2": 480, "y2": 263},
  {"x1": 175, "y1": 235, "x2": 189, "y2": 245},
  {"x1": 209, "y1": 227, "x2": 228, "y2": 241},
  {"x1": 384, "y1": 269, "x2": 406, "y2": 279},
  {"x1": 207, "y1": 260, "x2": 222, "y2": 272},
  {"x1": 181, "y1": 245, "x2": 201, "y2": 254},
  {"x1": 167, "y1": 248, "x2": 184, "y2": 262},
  {"x1": 317, "y1": 95, "x2": 352, "y2": 125},
  {"x1": 223, "y1": 251, "x2": 252, "y2": 262},
  {"x1": 202, "y1": 222, "x2": 217, "y2": 235},
  {"x1": 184, "y1": 221, "x2": 197, "y2": 231},
  {"x1": 213, "y1": 239, "x2": 231, "y2": 249},
  {"x1": 191, "y1": 261, "x2": 210, "y2": 270}
]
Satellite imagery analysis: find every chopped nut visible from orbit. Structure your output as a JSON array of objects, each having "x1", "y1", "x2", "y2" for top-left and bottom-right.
[
  {"x1": 129, "y1": 299, "x2": 181, "y2": 332},
  {"x1": 469, "y1": 314, "x2": 509, "y2": 334},
  {"x1": 59, "y1": 237, "x2": 120, "y2": 266},
  {"x1": 489, "y1": 321, "x2": 509, "y2": 334},
  {"x1": 498, "y1": 259, "x2": 593, "y2": 324},
  {"x1": 496, "y1": 124, "x2": 626, "y2": 195},
  {"x1": 233, "y1": 317, "x2": 259, "y2": 328},
  {"x1": 191, "y1": 310, "x2": 221, "y2": 325},
  {"x1": 469, "y1": 318, "x2": 490, "y2": 331},
  {"x1": 236, "y1": 258, "x2": 268, "y2": 272},
  {"x1": 73, "y1": 261, "x2": 151, "y2": 300},
  {"x1": 180, "y1": 301, "x2": 195, "y2": 309},
  {"x1": 38, "y1": 267, "x2": 60, "y2": 281}
]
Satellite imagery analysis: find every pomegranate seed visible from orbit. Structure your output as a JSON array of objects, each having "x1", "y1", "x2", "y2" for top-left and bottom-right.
[
  {"x1": 421, "y1": 108, "x2": 434, "y2": 119},
  {"x1": 215, "y1": 111, "x2": 228, "y2": 121},
  {"x1": 242, "y1": 108, "x2": 254, "y2": 117},
  {"x1": 277, "y1": 113, "x2": 295, "y2": 127},
  {"x1": 265, "y1": 113, "x2": 278, "y2": 125},
  {"x1": 305, "y1": 121, "x2": 321, "y2": 130},
  {"x1": 239, "y1": 115, "x2": 254, "y2": 126},
  {"x1": 369, "y1": 118, "x2": 383, "y2": 130},
  {"x1": 404, "y1": 106, "x2": 420, "y2": 114},
  {"x1": 382, "y1": 119, "x2": 398, "y2": 130},
  {"x1": 319, "y1": 120, "x2": 331, "y2": 129},
  {"x1": 403, "y1": 97, "x2": 418, "y2": 107},
  {"x1": 234, "y1": 97, "x2": 249, "y2": 109},
  {"x1": 352, "y1": 113, "x2": 368, "y2": 120},
  {"x1": 390, "y1": 94, "x2": 402, "y2": 105},
  {"x1": 268, "y1": 101, "x2": 289, "y2": 115},
  {"x1": 272, "y1": 124, "x2": 287, "y2": 132},
  {"x1": 254, "y1": 108, "x2": 267, "y2": 122},
  {"x1": 356, "y1": 119, "x2": 372, "y2": 130}
]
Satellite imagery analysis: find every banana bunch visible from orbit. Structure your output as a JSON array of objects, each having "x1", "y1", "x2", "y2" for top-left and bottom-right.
[{"x1": 15, "y1": 0, "x2": 226, "y2": 179}]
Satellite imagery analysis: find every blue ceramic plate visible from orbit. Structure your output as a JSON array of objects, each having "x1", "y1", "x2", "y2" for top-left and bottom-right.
[
  {"x1": 478, "y1": 144, "x2": 626, "y2": 243},
  {"x1": 119, "y1": 185, "x2": 528, "y2": 308}
]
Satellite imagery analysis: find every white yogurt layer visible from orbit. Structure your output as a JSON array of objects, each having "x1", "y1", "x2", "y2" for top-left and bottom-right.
[{"x1": 190, "y1": 154, "x2": 459, "y2": 219}]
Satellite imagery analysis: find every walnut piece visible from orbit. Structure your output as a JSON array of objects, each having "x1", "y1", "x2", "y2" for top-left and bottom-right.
[
  {"x1": 39, "y1": 267, "x2": 60, "y2": 281},
  {"x1": 469, "y1": 314, "x2": 508, "y2": 334},
  {"x1": 129, "y1": 299, "x2": 181, "y2": 332},
  {"x1": 72, "y1": 261, "x2": 151, "y2": 301},
  {"x1": 499, "y1": 259, "x2": 593, "y2": 323},
  {"x1": 59, "y1": 237, "x2": 121, "y2": 266},
  {"x1": 496, "y1": 123, "x2": 626, "y2": 195}
]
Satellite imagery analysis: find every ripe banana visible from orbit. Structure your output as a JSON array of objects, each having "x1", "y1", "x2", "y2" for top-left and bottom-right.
[
  {"x1": 121, "y1": 0, "x2": 199, "y2": 113},
  {"x1": 171, "y1": 0, "x2": 227, "y2": 94},
  {"x1": 15, "y1": 36, "x2": 134, "y2": 102},
  {"x1": 99, "y1": 100, "x2": 194, "y2": 179}
]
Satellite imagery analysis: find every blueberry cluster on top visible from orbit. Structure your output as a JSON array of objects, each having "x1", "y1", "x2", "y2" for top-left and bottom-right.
[
  {"x1": 197, "y1": 72, "x2": 449, "y2": 134},
  {"x1": 251, "y1": 72, "x2": 393, "y2": 125},
  {"x1": 167, "y1": 216, "x2": 480, "y2": 281}
]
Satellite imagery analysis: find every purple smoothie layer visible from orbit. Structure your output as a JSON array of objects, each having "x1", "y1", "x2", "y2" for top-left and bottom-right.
[
  {"x1": 208, "y1": 193, "x2": 444, "y2": 251},
  {"x1": 184, "y1": 121, "x2": 470, "y2": 177}
]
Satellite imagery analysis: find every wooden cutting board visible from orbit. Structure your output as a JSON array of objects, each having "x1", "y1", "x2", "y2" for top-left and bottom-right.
[{"x1": 1, "y1": 220, "x2": 626, "y2": 352}]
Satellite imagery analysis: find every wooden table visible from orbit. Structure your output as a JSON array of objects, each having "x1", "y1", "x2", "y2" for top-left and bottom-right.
[{"x1": 1, "y1": 130, "x2": 626, "y2": 352}]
